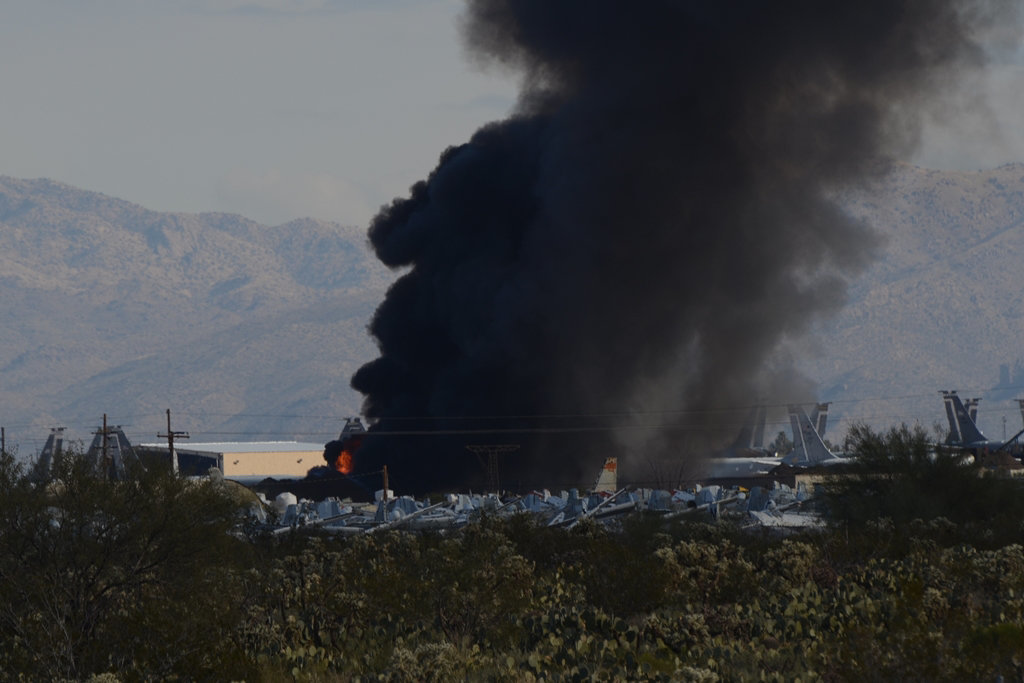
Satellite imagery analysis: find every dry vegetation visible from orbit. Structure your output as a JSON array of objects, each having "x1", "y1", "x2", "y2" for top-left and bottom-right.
[{"x1": 4, "y1": 426, "x2": 1024, "y2": 680}]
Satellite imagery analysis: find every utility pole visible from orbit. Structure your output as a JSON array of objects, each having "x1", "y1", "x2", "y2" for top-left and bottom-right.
[
  {"x1": 1, "y1": 427, "x2": 5, "y2": 455},
  {"x1": 93, "y1": 414, "x2": 116, "y2": 480},
  {"x1": 102, "y1": 413, "x2": 108, "y2": 474},
  {"x1": 158, "y1": 408, "x2": 189, "y2": 475},
  {"x1": 465, "y1": 444, "x2": 520, "y2": 493}
]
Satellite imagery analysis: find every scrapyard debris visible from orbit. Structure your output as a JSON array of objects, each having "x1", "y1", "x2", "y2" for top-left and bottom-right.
[{"x1": 242, "y1": 476, "x2": 822, "y2": 537}]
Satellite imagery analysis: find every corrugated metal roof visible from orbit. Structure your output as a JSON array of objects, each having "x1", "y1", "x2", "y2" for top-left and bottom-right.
[{"x1": 138, "y1": 441, "x2": 324, "y2": 454}]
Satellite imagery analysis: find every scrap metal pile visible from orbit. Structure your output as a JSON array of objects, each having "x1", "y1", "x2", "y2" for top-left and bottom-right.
[{"x1": 246, "y1": 478, "x2": 822, "y2": 536}]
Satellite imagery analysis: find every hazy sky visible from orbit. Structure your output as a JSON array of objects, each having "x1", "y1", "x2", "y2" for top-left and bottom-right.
[
  {"x1": 1, "y1": 0, "x2": 1022, "y2": 228},
  {"x1": 0, "y1": 0, "x2": 517, "y2": 227}
]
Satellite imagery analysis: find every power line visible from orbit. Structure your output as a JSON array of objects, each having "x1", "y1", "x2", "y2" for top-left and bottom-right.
[{"x1": 7, "y1": 387, "x2": 1023, "y2": 450}]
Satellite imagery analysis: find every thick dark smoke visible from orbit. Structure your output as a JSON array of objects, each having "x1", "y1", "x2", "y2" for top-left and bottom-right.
[{"x1": 351, "y1": 0, "x2": 1012, "y2": 494}]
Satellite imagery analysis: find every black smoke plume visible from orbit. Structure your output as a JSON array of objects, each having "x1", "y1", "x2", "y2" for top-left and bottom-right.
[{"x1": 351, "y1": 0, "x2": 1013, "y2": 494}]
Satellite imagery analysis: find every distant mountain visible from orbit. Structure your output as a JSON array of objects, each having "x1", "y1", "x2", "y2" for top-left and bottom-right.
[
  {"x1": 0, "y1": 177, "x2": 393, "y2": 454},
  {"x1": 3, "y1": 165, "x2": 1024, "y2": 459},
  {"x1": 802, "y1": 162, "x2": 1024, "y2": 442}
]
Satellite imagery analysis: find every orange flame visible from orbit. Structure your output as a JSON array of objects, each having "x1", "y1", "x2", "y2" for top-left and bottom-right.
[
  {"x1": 335, "y1": 448, "x2": 353, "y2": 475},
  {"x1": 332, "y1": 434, "x2": 362, "y2": 475}
]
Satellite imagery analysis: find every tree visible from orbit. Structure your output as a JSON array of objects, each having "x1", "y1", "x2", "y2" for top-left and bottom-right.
[
  {"x1": 823, "y1": 423, "x2": 1024, "y2": 546},
  {"x1": 0, "y1": 451, "x2": 255, "y2": 679}
]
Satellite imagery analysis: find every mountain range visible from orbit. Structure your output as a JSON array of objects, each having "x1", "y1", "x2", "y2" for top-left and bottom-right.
[
  {"x1": 0, "y1": 176, "x2": 393, "y2": 454},
  {"x1": 805, "y1": 162, "x2": 1024, "y2": 442},
  {"x1": 2, "y1": 163, "x2": 1024, "y2": 457}
]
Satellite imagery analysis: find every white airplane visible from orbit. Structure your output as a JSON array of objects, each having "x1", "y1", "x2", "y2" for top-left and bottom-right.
[
  {"x1": 781, "y1": 404, "x2": 848, "y2": 467},
  {"x1": 940, "y1": 390, "x2": 1024, "y2": 455}
]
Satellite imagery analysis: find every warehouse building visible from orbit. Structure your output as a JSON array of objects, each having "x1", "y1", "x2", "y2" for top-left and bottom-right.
[{"x1": 137, "y1": 441, "x2": 325, "y2": 480}]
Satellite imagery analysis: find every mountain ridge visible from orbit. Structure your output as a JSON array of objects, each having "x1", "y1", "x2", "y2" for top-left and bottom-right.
[
  {"x1": 805, "y1": 162, "x2": 1024, "y2": 440},
  {"x1": 4, "y1": 165, "x2": 1024, "y2": 456},
  {"x1": 0, "y1": 176, "x2": 393, "y2": 452}
]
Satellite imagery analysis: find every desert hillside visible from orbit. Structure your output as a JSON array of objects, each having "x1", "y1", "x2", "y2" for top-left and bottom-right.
[
  {"x1": 3, "y1": 164, "x2": 1024, "y2": 456},
  {"x1": 803, "y1": 162, "x2": 1024, "y2": 442},
  {"x1": 0, "y1": 177, "x2": 393, "y2": 453}
]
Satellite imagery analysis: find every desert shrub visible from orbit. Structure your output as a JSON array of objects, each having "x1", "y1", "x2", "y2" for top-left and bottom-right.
[
  {"x1": 823, "y1": 423, "x2": 1024, "y2": 548},
  {"x1": 0, "y1": 451, "x2": 253, "y2": 681}
]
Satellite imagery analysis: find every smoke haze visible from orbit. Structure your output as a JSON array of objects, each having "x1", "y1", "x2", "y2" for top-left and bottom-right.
[{"x1": 351, "y1": 0, "x2": 1017, "y2": 493}]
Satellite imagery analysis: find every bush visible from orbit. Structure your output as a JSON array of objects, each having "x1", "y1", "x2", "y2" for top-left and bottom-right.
[
  {"x1": 823, "y1": 423, "x2": 1024, "y2": 547},
  {"x1": 0, "y1": 451, "x2": 254, "y2": 680}
]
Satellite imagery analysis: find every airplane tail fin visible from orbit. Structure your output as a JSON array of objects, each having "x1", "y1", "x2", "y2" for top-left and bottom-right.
[
  {"x1": 950, "y1": 393, "x2": 987, "y2": 445},
  {"x1": 813, "y1": 402, "x2": 830, "y2": 437},
  {"x1": 786, "y1": 404, "x2": 834, "y2": 465},
  {"x1": 31, "y1": 427, "x2": 65, "y2": 481},
  {"x1": 965, "y1": 398, "x2": 980, "y2": 424},
  {"x1": 941, "y1": 391, "x2": 962, "y2": 443},
  {"x1": 340, "y1": 416, "x2": 367, "y2": 438},
  {"x1": 593, "y1": 457, "x2": 617, "y2": 493},
  {"x1": 1018, "y1": 398, "x2": 1024, "y2": 428},
  {"x1": 787, "y1": 408, "x2": 804, "y2": 461}
]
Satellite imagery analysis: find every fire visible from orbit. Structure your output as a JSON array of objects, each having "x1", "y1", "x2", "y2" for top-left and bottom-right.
[
  {"x1": 336, "y1": 448, "x2": 353, "y2": 475},
  {"x1": 332, "y1": 434, "x2": 362, "y2": 475}
]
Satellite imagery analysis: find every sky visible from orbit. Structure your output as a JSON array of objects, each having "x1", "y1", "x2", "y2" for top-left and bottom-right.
[
  {"x1": 0, "y1": 0, "x2": 518, "y2": 227},
  {"x1": 0, "y1": 0, "x2": 1022, "y2": 229}
]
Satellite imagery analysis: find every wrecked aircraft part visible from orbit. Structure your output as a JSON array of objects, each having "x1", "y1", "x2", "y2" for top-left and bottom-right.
[
  {"x1": 246, "y1": 478, "x2": 819, "y2": 537},
  {"x1": 241, "y1": 450, "x2": 822, "y2": 535},
  {"x1": 746, "y1": 486, "x2": 771, "y2": 513},
  {"x1": 564, "y1": 488, "x2": 635, "y2": 530},
  {"x1": 365, "y1": 501, "x2": 450, "y2": 535},
  {"x1": 748, "y1": 509, "x2": 825, "y2": 530},
  {"x1": 593, "y1": 458, "x2": 618, "y2": 493},
  {"x1": 645, "y1": 489, "x2": 673, "y2": 512}
]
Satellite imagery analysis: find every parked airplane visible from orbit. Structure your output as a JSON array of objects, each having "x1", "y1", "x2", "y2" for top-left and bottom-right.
[
  {"x1": 940, "y1": 390, "x2": 1024, "y2": 454},
  {"x1": 707, "y1": 401, "x2": 837, "y2": 475},
  {"x1": 941, "y1": 391, "x2": 979, "y2": 445},
  {"x1": 781, "y1": 404, "x2": 847, "y2": 467},
  {"x1": 706, "y1": 405, "x2": 784, "y2": 476}
]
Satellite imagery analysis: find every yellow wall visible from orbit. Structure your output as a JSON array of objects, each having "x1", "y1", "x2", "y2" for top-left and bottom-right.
[{"x1": 219, "y1": 450, "x2": 320, "y2": 477}]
